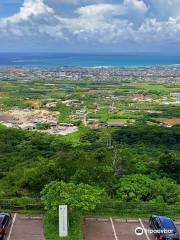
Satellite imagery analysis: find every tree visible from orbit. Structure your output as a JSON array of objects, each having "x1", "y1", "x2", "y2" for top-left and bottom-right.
[
  {"x1": 80, "y1": 130, "x2": 100, "y2": 143},
  {"x1": 159, "y1": 152, "x2": 180, "y2": 183},
  {"x1": 41, "y1": 181, "x2": 104, "y2": 218},
  {"x1": 36, "y1": 122, "x2": 50, "y2": 130},
  {"x1": 116, "y1": 174, "x2": 156, "y2": 202},
  {"x1": 116, "y1": 174, "x2": 180, "y2": 203},
  {"x1": 19, "y1": 160, "x2": 64, "y2": 192}
]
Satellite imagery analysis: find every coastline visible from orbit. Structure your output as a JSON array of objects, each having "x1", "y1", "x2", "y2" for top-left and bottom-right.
[{"x1": 0, "y1": 53, "x2": 180, "y2": 68}]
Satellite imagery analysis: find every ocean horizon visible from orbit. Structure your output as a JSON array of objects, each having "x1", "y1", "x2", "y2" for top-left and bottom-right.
[{"x1": 0, "y1": 53, "x2": 180, "y2": 68}]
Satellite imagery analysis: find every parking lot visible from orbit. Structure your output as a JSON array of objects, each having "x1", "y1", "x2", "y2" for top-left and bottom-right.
[
  {"x1": 3, "y1": 214, "x2": 180, "y2": 240},
  {"x1": 5, "y1": 213, "x2": 44, "y2": 240},
  {"x1": 83, "y1": 217, "x2": 180, "y2": 240}
]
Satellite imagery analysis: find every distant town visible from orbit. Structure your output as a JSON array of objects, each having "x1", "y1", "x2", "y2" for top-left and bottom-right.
[{"x1": 0, "y1": 65, "x2": 180, "y2": 82}]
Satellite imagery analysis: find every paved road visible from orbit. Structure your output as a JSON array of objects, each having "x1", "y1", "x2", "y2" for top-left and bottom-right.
[{"x1": 7, "y1": 214, "x2": 44, "y2": 240}]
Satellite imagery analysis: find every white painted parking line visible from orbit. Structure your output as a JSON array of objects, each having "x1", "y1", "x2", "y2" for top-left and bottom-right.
[
  {"x1": 139, "y1": 218, "x2": 150, "y2": 240},
  {"x1": 7, "y1": 213, "x2": 17, "y2": 240},
  {"x1": 110, "y1": 218, "x2": 118, "y2": 240}
]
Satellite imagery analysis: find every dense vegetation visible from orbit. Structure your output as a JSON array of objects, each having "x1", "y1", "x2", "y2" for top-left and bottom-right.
[{"x1": 0, "y1": 124, "x2": 179, "y2": 203}]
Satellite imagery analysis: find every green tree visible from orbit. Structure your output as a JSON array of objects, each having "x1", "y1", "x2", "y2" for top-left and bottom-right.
[
  {"x1": 116, "y1": 174, "x2": 156, "y2": 202},
  {"x1": 80, "y1": 130, "x2": 100, "y2": 143},
  {"x1": 41, "y1": 181, "x2": 104, "y2": 218},
  {"x1": 116, "y1": 174, "x2": 180, "y2": 203},
  {"x1": 18, "y1": 160, "x2": 64, "y2": 192},
  {"x1": 159, "y1": 152, "x2": 180, "y2": 183},
  {"x1": 36, "y1": 122, "x2": 50, "y2": 130}
]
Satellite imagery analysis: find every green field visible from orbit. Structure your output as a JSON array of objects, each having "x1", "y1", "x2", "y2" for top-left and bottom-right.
[{"x1": 0, "y1": 79, "x2": 179, "y2": 125}]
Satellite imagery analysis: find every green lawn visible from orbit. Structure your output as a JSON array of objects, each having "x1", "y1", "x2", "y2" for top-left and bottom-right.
[
  {"x1": 62, "y1": 126, "x2": 89, "y2": 145},
  {"x1": 108, "y1": 119, "x2": 130, "y2": 124}
]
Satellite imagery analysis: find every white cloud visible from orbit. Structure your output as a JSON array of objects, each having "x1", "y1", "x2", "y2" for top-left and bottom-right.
[
  {"x1": 47, "y1": 0, "x2": 78, "y2": 3},
  {"x1": 0, "y1": 0, "x2": 55, "y2": 38},
  {"x1": 123, "y1": 0, "x2": 148, "y2": 14},
  {"x1": 1, "y1": 0, "x2": 54, "y2": 24},
  {"x1": 139, "y1": 14, "x2": 180, "y2": 42},
  {"x1": 149, "y1": 0, "x2": 180, "y2": 19},
  {"x1": 76, "y1": 4, "x2": 121, "y2": 19},
  {"x1": 0, "y1": 0, "x2": 180, "y2": 48},
  {"x1": 76, "y1": 1, "x2": 148, "y2": 19},
  {"x1": 47, "y1": 0, "x2": 99, "y2": 3}
]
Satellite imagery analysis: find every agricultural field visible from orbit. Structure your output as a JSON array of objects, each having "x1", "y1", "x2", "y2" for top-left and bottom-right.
[{"x1": 0, "y1": 79, "x2": 179, "y2": 131}]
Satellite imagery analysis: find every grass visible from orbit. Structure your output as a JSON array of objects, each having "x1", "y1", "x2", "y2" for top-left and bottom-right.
[
  {"x1": 0, "y1": 208, "x2": 44, "y2": 215},
  {"x1": 108, "y1": 119, "x2": 129, "y2": 124},
  {"x1": 44, "y1": 217, "x2": 60, "y2": 240},
  {"x1": 62, "y1": 126, "x2": 89, "y2": 145},
  {"x1": 128, "y1": 82, "x2": 177, "y2": 93},
  {"x1": 44, "y1": 213, "x2": 82, "y2": 240},
  {"x1": 92, "y1": 211, "x2": 180, "y2": 219}
]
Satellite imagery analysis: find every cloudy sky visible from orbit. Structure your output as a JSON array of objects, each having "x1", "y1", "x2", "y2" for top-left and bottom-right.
[{"x1": 0, "y1": 0, "x2": 180, "y2": 53}]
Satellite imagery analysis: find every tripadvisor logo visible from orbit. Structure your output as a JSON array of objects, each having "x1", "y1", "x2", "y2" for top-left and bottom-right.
[
  {"x1": 135, "y1": 227, "x2": 144, "y2": 236},
  {"x1": 135, "y1": 227, "x2": 174, "y2": 236}
]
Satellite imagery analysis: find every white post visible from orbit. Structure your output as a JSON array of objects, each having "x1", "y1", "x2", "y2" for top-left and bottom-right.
[{"x1": 59, "y1": 205, "x2": 68, "y2": 237}]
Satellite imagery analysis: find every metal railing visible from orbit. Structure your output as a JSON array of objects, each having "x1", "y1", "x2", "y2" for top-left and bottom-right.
[
  {"x1": 96, "y1": 200, "x2": 180, "y2": 216},
  {"x1": 0, "y1": 197, "x2": 43, "y2": 210},
  {"x1": 0, "y1": 197, "x2": 179, "y2": 215}
]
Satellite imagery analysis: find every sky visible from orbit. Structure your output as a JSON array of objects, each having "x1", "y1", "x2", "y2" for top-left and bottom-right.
[{"x1": 0, "y1": 0, "x2": 180, "y2": 53}]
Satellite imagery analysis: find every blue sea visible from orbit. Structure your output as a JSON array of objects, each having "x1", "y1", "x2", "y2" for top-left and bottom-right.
[{"x1": 0, "y1": 53, "x2": 180, "y2": 67}]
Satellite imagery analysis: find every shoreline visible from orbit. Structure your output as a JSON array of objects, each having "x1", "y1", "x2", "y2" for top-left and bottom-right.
[{"x1": 0, "y1": 64, "x2": 180, "y2": 69}]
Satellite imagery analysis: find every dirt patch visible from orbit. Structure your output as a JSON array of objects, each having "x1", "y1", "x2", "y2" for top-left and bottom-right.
[
  {"x1": 159, "y1": 118, "x2": 180, "y2": 126},
  {"x1": 0, "y1": 109, "x2": 78, "y2": 135},
  {"x1": 0, "y1": 113, "x2": 14, "y2": 122}
]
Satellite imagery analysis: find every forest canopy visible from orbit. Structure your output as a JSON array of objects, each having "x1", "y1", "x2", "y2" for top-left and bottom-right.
[{"x1": 0, "y1": 124, "x2": 179, "y2": 205}]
